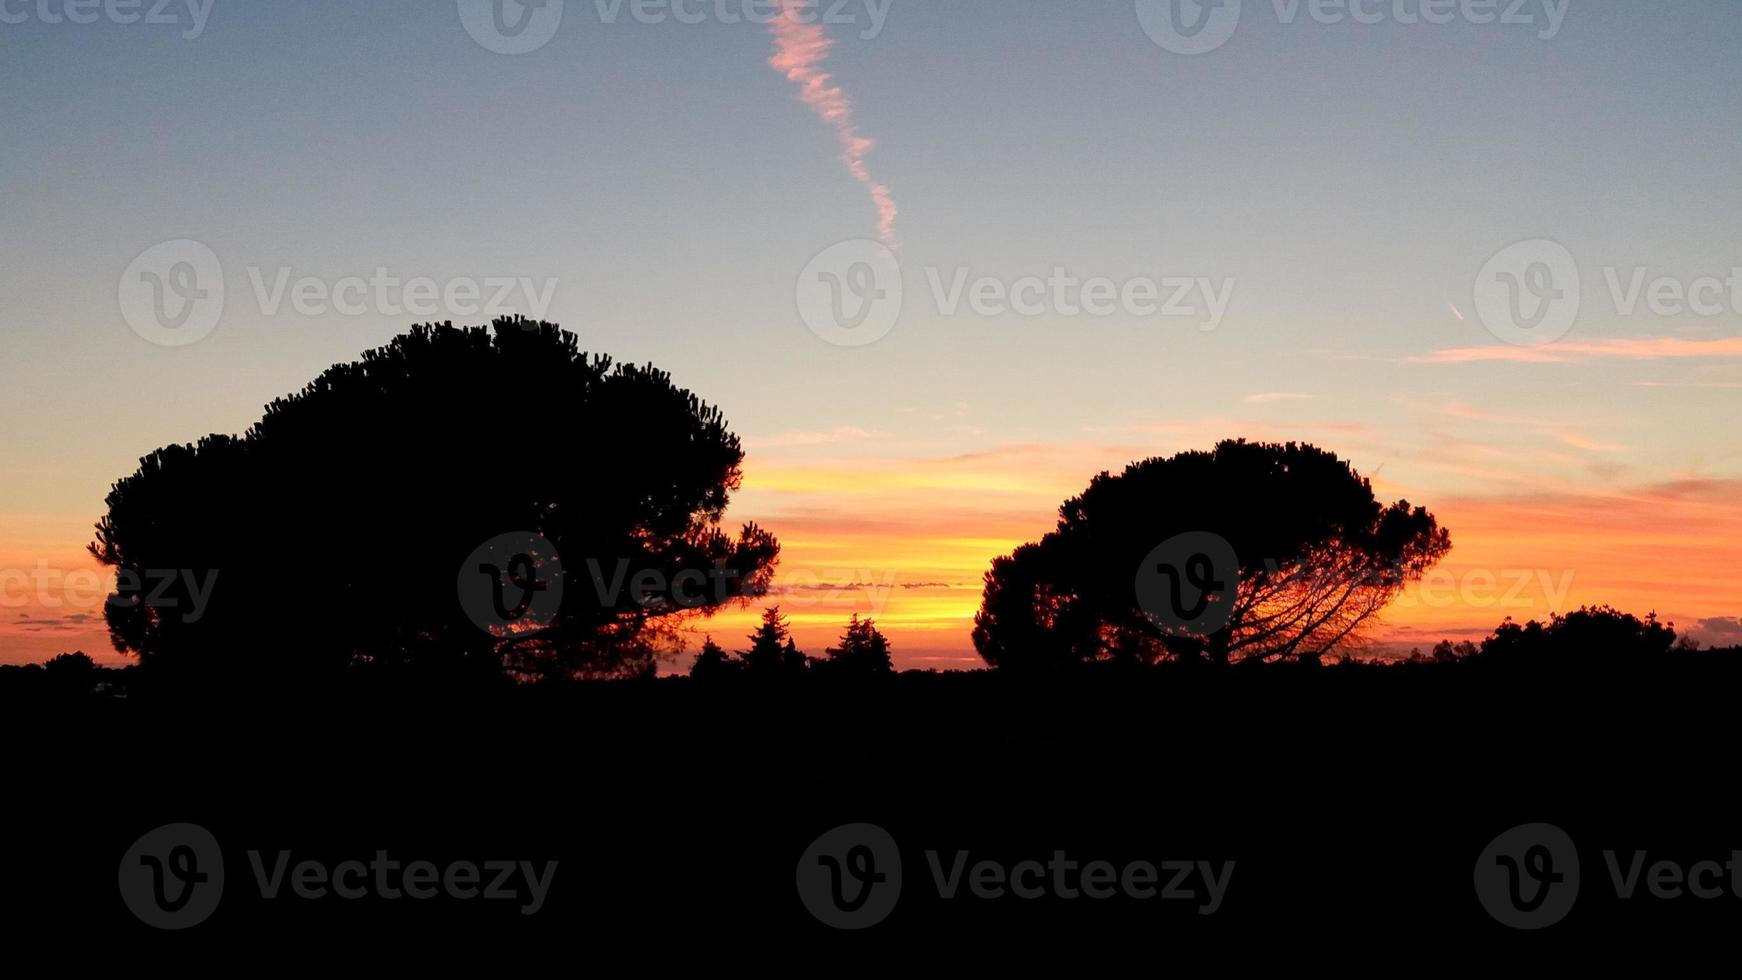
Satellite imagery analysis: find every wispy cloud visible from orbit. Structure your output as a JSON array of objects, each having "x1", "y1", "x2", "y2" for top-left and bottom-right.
[
  {"x1": 1411, "y1": 400, "x2": 1629, "y2": 453},
  {"x1": 1412, "y1": 337, "x2": 1742, "y2": 364},
  {"x1": 1695, "y1": 616, "x2": 1742, "y2": 643},
  {"x1": 1633, "y1": 380, "x2": 1742, "y2": 389},
  {"x1": 767, "y1": 0, "x2": 899, "y2": 250},
  {"x1": 1244, "y1": 392, "x2": 1313, "y2": 405},
  {"x1": 748, "y1": 426, "x2": 889, "y2": 450},
  {"x1": 13, "y1": 612, "x2": 97, "y2": 633}
]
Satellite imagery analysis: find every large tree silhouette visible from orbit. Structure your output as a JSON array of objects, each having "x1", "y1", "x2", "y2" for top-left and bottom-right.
[
  {"x1": 974, "y1": 440, "x2": 1450, "y2": 668},
  {"x1": 821, "y1": 614, "x2": 894, "y2": 674},
  {"x1": 738, "y1": 606, "x2": 808, "y2": 676},
  {"x1": 89, "y1": 319, "x2": 779, "y2": 683}
]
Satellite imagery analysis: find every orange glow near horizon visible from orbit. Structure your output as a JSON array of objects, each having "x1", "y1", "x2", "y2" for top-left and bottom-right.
[
  {"x1": 5, "y1": 446, "x2": 1739, "y2": 669},
  {"x1": 688, "y1": 444, "x2": 1742, "y2": 669}
]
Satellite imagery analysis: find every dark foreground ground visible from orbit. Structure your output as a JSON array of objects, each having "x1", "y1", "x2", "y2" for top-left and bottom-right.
[{"x1": 5, "y1": 659, "x2": 1740, "y2": 965}]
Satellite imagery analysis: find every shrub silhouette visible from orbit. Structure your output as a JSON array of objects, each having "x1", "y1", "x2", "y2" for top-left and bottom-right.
[
  {"x1": 688, "y1": 636, "x2": 739, "y2": 681},
  {"x1": 974, "y1": 439, "x2": 1450, "y2": 668},
  {"x1": 1475, "y1": 605, "x2": 1678, "y2": 666},
  {"x1": 0, "y1": 651, "x2": 125, "y2": 701},
  {"x1": 42, "y1": 651, "x2": 98, "y2": 684},
  {"x1": 89, "y1": 319, "x2": 779, "y2": 683}
]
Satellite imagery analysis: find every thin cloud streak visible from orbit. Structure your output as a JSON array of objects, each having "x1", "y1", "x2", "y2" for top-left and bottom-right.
[
  {"x1": 767, "y1": 0, "x2": 899, "y2": 250},
  {"x1": 1412, "y1": 337, "x2": 1742, "y2": 364},
  {"x1": 1400, "y1": 399, "x2": 1630, "y2": 454}
]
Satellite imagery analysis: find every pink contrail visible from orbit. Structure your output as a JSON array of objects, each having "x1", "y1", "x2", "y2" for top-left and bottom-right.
[{"x1": 767, "y1": 0, "x2": 899, "y2": 252}]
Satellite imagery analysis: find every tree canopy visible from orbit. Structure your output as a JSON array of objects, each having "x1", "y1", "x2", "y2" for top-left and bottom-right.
[
  {"x1": 974, "y1": 440, "x2": 1450, "y2": 669},
  {"x1": 822, "y1": 614, "x2": 894, "y2": 674},
  {"x1": 1475, "y1": 606, "x2": 1678, "y2": 666},
  {"x1": 89, "y1": 318, "x2": 778, "y2": 682},
  {"x1": 739, "y1": 607, "x2": 809, "y2": 676}
]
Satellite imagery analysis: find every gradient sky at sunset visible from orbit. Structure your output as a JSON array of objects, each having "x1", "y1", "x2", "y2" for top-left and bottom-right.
[{"x1": 3, "y1": 2, "x2": 1740, "y2": 667}]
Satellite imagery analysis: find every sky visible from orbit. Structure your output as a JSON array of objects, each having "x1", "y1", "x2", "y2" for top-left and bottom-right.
[{"x1": 3, "y1": 1, "x2": 1740, "y2": 667}]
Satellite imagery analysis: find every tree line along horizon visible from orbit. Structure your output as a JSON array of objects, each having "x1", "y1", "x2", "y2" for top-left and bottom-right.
[{"x1": 50, "y1": 317, "x2": 1723, "y2": 686}]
